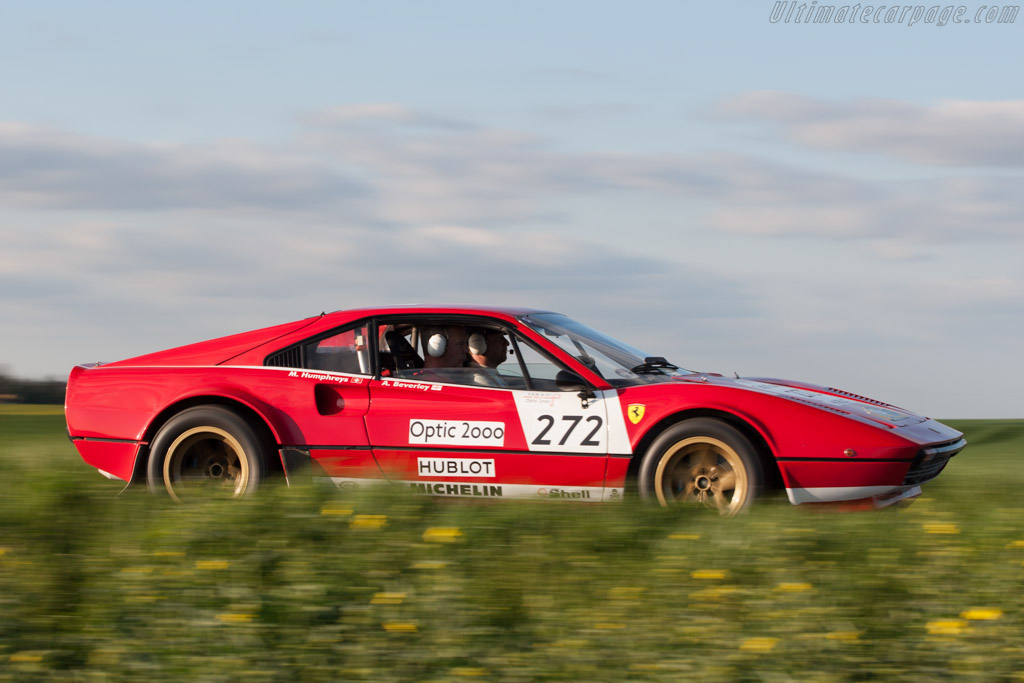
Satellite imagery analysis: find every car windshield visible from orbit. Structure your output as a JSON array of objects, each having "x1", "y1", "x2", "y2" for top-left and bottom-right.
[{"x1": 519, "y1": 313, "x2": 693, "y2": 387}]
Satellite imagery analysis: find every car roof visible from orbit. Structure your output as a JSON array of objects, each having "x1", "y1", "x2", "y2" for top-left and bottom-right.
[
  {"x1": 101, "y1": 305, "x2": 559, "y2": 369},
  {"x1": 323, "y1": 304, "x2": 556, "y2": 322}
]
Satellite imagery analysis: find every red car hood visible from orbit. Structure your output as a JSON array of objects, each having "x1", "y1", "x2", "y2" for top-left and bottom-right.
[{"x1": 680, "y1": 374, "x2": 929, "y2": 428}]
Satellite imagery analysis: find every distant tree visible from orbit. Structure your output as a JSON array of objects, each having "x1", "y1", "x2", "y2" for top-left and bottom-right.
[{"x1": 0, "y1": 368, "x2": 67, "y2": 404}]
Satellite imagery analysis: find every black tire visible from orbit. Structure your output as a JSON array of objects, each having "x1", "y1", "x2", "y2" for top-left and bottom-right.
[
  {"x1": 638, "y1": 418, "x2": 762, "y2": 515},
  {"x1": 146, "y1": 406, "x2": 270, "y2": 502}
]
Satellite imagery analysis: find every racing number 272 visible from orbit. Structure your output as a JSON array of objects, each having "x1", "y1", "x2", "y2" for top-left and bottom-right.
[{"x1": 532, "y1": 414, "x2": 603, "y2": 447}]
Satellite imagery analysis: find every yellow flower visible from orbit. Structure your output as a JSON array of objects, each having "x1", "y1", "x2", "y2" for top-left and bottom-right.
[
  {"x1": 961, "y1": 608, "x2": 1003, "y2": 621},
  {"x1": 383, "y1": 622, "x2": 417, "y2": 633},
  {"x1": 775, "y1": 582, "x2": 813, "y2": 592},
  {"x1": 195, "y1": 560, "x2": 230, "y2": 570},
  {"x1": 608, "y1": 586, "x2": 646, "y2": 599},
  {"x1": 423, "y1": 527, "x2": 463, "y2": 542},
  {"x1": 412, "y1": 560, "x2": 447, "y2": 570},
  {"x1": 320, "y1": 506, "x2": 353, "y2": 516},
  {"x1": 690, "y1": 586, "x2": 738, "y2": 601},
  {"x1": 549, "y1": 639, "x2": 589, "y2": 649},
  {"x1": 926, "y1": 619, "x2": 969, "y2": 635},
  {"x1": 923, "y1": 523, "x2": 960, "y2": 535},
  {"x1": 9, "y1": 652, "x2": 44, "y2": 663},
  {"x1": 351, "y1": 515, "x2": 388, "y2": 530},
  {"x1": 217, "y1": 613, "x2": 255, "y2": 624},
  {"x1": 668, "y1": 533, "x2": 701, "y2": 540},
  {"x1": 740, "y1": 637, "x2": 779, "y2": 652},
  {"x1": 826, "y1": 631, "x2": 861, "y2": 641},
  {"x1": 371, "y1": 592, "x2": 406, "y2": 605},
  {"x1": 692, "y1": 569, "x2": 728, "y2": 580}
]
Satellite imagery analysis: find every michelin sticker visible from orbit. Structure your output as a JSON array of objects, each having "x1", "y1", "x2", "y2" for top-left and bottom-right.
[
  {"x1": 409, "y1": 420, "x2": 505, "y2": 447},
  {"x1": 409, "y1": 482, "x2": 504, "y2": 497}
]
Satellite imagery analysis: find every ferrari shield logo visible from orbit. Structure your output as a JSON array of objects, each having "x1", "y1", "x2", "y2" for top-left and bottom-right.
[{"x1": 627, "y1": 404, "x2": 646, "y2": 424}]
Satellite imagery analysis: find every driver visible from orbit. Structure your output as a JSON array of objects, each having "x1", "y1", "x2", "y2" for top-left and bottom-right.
[
  {"x1": 462, "y1": 328, "x2": 510, "y2": 387},
  {"x1": 467, "y1": 328, "x2": 509, "y2": 369},
  {"x1": 421, "y1": 324, "x2": 470, "y2": 371}
]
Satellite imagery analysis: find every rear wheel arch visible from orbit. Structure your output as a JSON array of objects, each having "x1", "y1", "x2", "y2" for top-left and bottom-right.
[
  {"x1": 626, "y1": 409, "x2": 782, "y2": 494},
  {"x1": 132, "y1": 396, "x2": 281, "y2": 486}
]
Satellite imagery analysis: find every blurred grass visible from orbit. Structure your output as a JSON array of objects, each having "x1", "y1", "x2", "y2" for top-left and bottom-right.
[{"x1": 1, "y1": 408, "x2": 1022, "y2": 680}]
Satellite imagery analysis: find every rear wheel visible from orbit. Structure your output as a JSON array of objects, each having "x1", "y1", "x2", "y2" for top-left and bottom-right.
[
  {"x1": 638, "y1": 419, "x2": 762, "y2": 515},
  {"x1": 147, "y1": 406, "x2": 270, "y2": 502}
]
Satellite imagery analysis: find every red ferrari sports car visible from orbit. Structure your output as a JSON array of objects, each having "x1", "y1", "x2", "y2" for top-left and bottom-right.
[{"x1": 65, "y1": 306, "x2": 964, "y2": 513}]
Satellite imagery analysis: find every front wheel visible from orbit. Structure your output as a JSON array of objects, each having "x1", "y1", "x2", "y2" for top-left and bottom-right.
[
  {"x1": 147, "y1": 406, "x2": 270, "y2": 502},
  {"x1": 638, "y1": 419, "x2": 762, "y2": 515}
]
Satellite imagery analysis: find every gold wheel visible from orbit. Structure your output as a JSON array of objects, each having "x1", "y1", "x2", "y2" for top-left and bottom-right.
[
  {"x1": 162, "y1": 426, "x2": 250, "y2": 503},
  {"x1": 653, "y1": 436, "x2": 750, "y2": 513}
]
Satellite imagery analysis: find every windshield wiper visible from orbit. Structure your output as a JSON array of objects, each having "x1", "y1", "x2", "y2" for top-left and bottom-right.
[{"x1": 630, "y1": 356, "x2": 679, "y2": 375}]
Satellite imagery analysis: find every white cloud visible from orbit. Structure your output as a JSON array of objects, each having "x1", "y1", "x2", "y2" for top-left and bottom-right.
[
  {"x1": 2, "y1": 102, "x2": 1021, "y2": 418},
  {"x1": 301, "y1": 104, "x2": 470, "y2": 130},
  {"x1": 408, "y1": 225, "x2": 505, "y2": 249},
  {"x1": 709, "y1": 172, "x2": 1024, "y2": 248},
  {"x1": 0, "y1": 123, "x2": 367, "y2": 211},
  {"x1": 714, "y1": 91, "x2": 1024, "y2": 167},
  {"x1": 4, "y1": 107, "x2": 1023, "y2": 253}
]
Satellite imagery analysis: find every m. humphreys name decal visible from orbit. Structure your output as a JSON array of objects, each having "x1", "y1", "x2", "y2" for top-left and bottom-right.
[
  {"x1": 287, "y1": 370, "x2": 364, "y2": 384},
  {"x1": 409, "y1": 420, "x2": 505, "y2": 447},
  {"x1": 418, "y1": 458, "x2": 495, "y2": 477}
]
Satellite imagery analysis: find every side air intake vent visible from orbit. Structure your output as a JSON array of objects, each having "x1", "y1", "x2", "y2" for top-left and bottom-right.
[
  {"x1": 266, "y1": 347, "x2": 302, "y2": 368},
  {"x1": 825, "y1": 387, "x2": 890, "y2": 406}
]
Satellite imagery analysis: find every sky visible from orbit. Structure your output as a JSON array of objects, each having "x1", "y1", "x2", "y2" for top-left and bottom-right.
[{"x1": 1, "y1": 1, "x2": 1021, "y2": 418}]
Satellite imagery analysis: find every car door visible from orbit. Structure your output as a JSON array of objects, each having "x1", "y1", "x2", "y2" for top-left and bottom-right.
[
  {"x1": 264, "y1": 322, "x2": 381, "y2": 488},
  {"x1": 364, "y1": 320, "x2": 628, "y2": 501}
]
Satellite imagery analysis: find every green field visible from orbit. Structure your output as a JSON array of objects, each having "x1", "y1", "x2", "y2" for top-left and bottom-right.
[{"x1": 1, "y1": 408, "x2": 1022, "y2": 681}]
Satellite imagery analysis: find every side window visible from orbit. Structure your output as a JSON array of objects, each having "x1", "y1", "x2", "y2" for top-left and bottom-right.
[
  {"x1": 382, "y1": 321, "x2": 484, "y2": 385},
  {"x1": 378, "y1": 324, "x2": 422, "y2": 376},
  {"x1": 503, "y1": 336, "x2": 572, "y2": 392},
  {"x1": 303, "y1": 324, "x2": 371, "y2": 375},
  {"x1": 376, "y1": 320, "x2": 559, "y2": 391}
]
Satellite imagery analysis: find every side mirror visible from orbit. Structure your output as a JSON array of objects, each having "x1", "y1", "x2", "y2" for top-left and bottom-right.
[
  {"x1": 556, "y1": 370, "x2": 597, "y2": 409},
  {"x1": 555, "y1": 370, "x2": 588, "y2": 392}
]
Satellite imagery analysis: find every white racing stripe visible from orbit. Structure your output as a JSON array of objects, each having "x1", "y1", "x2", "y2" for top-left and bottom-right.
[
  {"x1": 785, "y1": 485, "x2": 902, "y2": 504},
  {"x1": 599, "y1": 390, "x2": 633, "y2": 455},
  {"x1": 321, "y1": 477, "x2": 623, "y2": 502}
]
